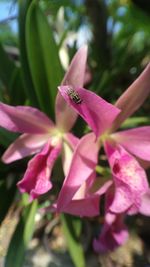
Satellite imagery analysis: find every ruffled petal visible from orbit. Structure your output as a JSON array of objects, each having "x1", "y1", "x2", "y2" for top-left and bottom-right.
[
  {"x1": 111, "y1": 63, "x2": 150, "y2": 131},
  {"x1": 55, "y1": 46, "x2": 88, "y2": 131},
  {"x1": 0, "y1": 102, "x2": 54, "y2": 134},
  {"x1": 57, "y1": 133, "x2": 99, "y2": 211},
  {"x1": 18, "y1": 141, "x2": 62, "y2": 201},
  {"x1": 2, "y1": 133, "x2": 49, "y2": 163},
  {"x1": 111, "y1": 126, "x2": 150, "y2": 161},
  {"x1": 105, "y1": 142, "x2": 149, "y2": 214},
  {"x1": 58, "y1": 86, "x2": 120, "y2": 138}
]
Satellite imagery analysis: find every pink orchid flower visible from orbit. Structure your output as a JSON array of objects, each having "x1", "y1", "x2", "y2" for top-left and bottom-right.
[
  {"x1": 0, "y1": 46, "x2": 88, "y2": 201},
  {"x1": 58, "y1": 63, "x2": 150, "y2": 217}
]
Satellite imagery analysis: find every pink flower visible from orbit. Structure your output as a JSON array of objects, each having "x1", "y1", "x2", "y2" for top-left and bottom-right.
[
  {"x1": 0, "y1": 46, "x2": 88, "y2": 201},
  {"x1": 92, "y1": 181, "x2": 129, "y2": 253},
  {"x1": 93, "y1": 213, "x2": 128, "y2": 253},
  {"x1": 58, "y1": 63, "x2": 150, "y2": 217}
]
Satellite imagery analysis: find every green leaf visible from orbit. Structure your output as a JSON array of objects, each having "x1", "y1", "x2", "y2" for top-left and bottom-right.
[
  {"x1": 4, "y1": 200, "x2": 38, "y2": 267},
  {"x1": 121, "y1": 116, "x2": 150, "y2": 128},
  {"x1": 61, "y1": 214, "x2": 86, "y2": 267},
  {"x1": 18, "y1": 0, "x2": 39, "y2": 107},
  {"x1": 0, "y1": 43, "x2": 14, "y2": 90},
  {"x1": 26, "y1": 1, "x2": 63, "y2": 117},
  {"x1": 9, "y1": 68, "x2": 26, "y2": 105},
  {"x1": 0, "y1": 128, "x2": 18, "y2": 147}
]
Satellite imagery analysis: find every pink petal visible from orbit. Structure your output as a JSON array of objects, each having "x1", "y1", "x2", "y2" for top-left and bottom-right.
[
  {"x1": 111, "y1": 63, "x2": 150, "y2": 131},
  {"x1": 18, "y1": 141, "x2": 62, "y2": 201},
  {"x1": 58, "y1": 86, "x2": 120, "y2": 138},
  {"x1": 61, "y1": 195, "x2": 100, "y2": 217},
  {"x1": 55, "y1": 46, "x2": 88, "y2": 131},
  {"x1": 64, "y1": 133, "x2": 79, "y2": 150},
  {"x1": 105, "y1": 142, "x2": 149, "y2": 214},
  {"x1": 139, "y1": 189, "x2": 150, "y2": 216},
  {"x1": 57, "y1": 133, "x2": 99, "y2": 211},
  {"x1": 0, "y1": 102, "x2": 54, "y2": 134},
  {"x1": 2, "y1": 133, "x2": 49, "y2": 163},
  {"x1": 93, "y1": 214, "x2": 128, "y2": 253},
  {"x1": 62, "y1": 133, "x2": 79, "y2": 175},
  {"x1": 111, "y1": 126, "x2": 150, "y2": 161},
  {"x1": 59, "y1": 176, "x2": 112, "y2": 217}
]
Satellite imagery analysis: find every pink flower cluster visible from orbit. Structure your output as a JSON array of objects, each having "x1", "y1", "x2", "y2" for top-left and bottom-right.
[{"x1": 0, "y1": 46, "x2": 150, "y2": 252}]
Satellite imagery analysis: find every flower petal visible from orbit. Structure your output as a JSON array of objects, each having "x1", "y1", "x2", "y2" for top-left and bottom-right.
[
  {"x1": 111, "y1": 63, "x2": 150, "y2": 131},
  {"x1": 2, "y1": 133, "x2": 49, "y2": 163},
  {"x1": 58, "y1": 86, "x2": 120, "y2": 138},
  {"x1": 18, "y1": 141, "x2": 62, "y2": 201},
  {"x1": 105, "y1": 142, "x2": 149, "y2": 214},
  {"x1": 62, "y1": 133, "x2": 79, "y2": 175},
  {"x1": 93, "y1": 214, "x2": 128, "y2": 253},
  {"x1": 59, "y1": 175, "x2": 112, "y2": 217},
  {"x1": 0, "y1": 102, "x2": 54, "y2": 134},
  {"x1": 55, "y1": 46, "x2": 88, "y2": 131},
  {"x1": 139, "y1": 189, "x2": 150, "y2": 216},
  {"x1": 57, "y1": 133, "x2": 99, "y2": 211},
  {"x1": 111, "y1": 126, "x2": 150, "y2": 161}
]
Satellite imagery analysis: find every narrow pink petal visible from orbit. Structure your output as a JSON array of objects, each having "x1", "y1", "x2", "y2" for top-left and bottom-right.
[
  {"x1": 62, "y1": 133, "x2": 79, "y2": 175},
  {"x1": 57, "y1": 133, "x2": 99, "y2": 211},
  {"x1": 105, "y1": 142, "x2": 149, "y2": 214},
  {"x1": 111, "y1": 63, "x2": 150, "y2": 131},
  {"x1": 111, "y1": 126, "x2": 150, "y2": 161},
  {"x1": 55, "y1": 46, "x2": 88, "y2": 131},
  {"x1": 0, "y1": 102, "x2": 54, "y2": 134},
  {"x1": 58, "y1": 86, "x2": 120, "y2": 138},
  {"x1": 2, "y1": 133, "x2": 49, "y2": 163},
  {"x1": 18, "y1": 141, "x2": 62, "y2": 201},
  {"x1": 139, "y1": 189, "x2": 150, "y2": 216}
]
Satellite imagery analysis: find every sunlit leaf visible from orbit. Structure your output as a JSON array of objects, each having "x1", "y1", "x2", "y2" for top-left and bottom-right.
[
  {"x1": 61, "y1": 214, "x2": 86, "y2": 267},
  {"x1": 26, "y1": 0, "x2": 63, "y2": 117}
]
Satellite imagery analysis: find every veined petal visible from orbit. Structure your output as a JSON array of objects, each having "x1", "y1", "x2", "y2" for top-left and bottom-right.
[
  {"x1": 57, "y1": 133, "x2": 99, "y2": 211},
  {"x1": 55, "y1": 46, "x2": 88, "y2": 131},
  {"x1": 18, "y1": 141, "x2": 62, "y2": 201},
  {"x1": 111, "y1": 63, "x2": 150, "y2": 131},
  {"x1": 111, "y1": 126, "x2": 150, "y2": 161},
  {"x1": 105, "y1": 142, "x2": 149, "y2": 214},
  {"x1": 58, "y1": 86, "x2": 120, "y2": 138},
  {"x1": 2, "y1": 133, "x2": 49, "y2": 163},
  {"x1": 0, "y1": 102, "x2": 54, "y2": 134}
]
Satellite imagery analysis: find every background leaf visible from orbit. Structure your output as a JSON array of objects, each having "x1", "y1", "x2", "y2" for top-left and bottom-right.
[
  {"x1": 26, "y1": 0, "x2": 64, "y2": 117},
  {"x1": 18, "y1": 0, "x2": 39, "y2": 107},
  {"x1": 4, "y1": 200, "x2": 38, "y2": 267},
  {"x1": 61, "y1": 214, "x2": 86, "y2": 267}
]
